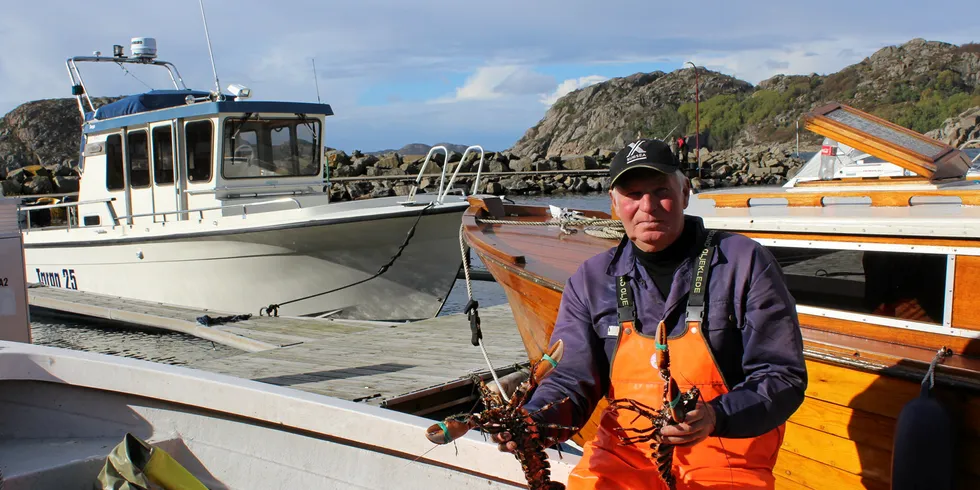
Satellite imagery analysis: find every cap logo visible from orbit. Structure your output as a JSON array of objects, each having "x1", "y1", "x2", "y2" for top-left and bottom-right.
[{"x1": 625, "y1": 140, "x2": 647, "y2": 163}]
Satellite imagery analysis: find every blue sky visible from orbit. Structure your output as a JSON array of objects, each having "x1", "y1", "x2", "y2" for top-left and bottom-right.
[{"x1": 0, "y1": 1, "x2": 976, "y2": 152}]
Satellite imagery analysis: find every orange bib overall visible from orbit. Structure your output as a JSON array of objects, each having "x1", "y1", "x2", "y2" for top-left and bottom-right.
[{"x1": 567, "y1": 232, "x2": 784, "y2": 489}]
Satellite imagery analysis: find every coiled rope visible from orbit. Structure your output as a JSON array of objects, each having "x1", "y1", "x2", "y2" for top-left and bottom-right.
[{"x1": 475, "y1": 215, "x2": 625, "y2": 240}]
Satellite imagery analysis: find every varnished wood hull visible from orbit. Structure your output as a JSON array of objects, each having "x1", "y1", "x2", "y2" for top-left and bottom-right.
[{"x1": 463, "y1": 196, "x2": 980, "y2": 490}]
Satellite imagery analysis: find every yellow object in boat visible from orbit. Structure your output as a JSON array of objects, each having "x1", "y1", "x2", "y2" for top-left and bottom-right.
[{"x1": 97, "y1": 433, "x2": 209, "y2": 490}]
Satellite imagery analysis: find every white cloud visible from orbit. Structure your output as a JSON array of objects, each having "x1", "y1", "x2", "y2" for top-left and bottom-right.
[
  {"x1": 686, "y1": 37, "x2": 905, "y2": 84},
  {"x1": 435, "y1": 65, "x2": 555, "y2": 103},
  {"x1": 540, "y1": 75, "x2": 608, "y2": 106}
]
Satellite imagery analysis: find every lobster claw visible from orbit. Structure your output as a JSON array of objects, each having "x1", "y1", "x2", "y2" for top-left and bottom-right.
[
  {"x1": 425, "y1": 418, "x2": 473, "y2": 445},
  {"x1": 531, "y1": 340, "x2": 564, "y2": 382}
]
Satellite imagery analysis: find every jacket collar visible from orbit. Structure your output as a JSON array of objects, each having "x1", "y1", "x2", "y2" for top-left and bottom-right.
[
  {"x1": 605, "y1": 215, "x2": 710, "y2": 278},
  {"x1": 606, "y1": 215, "x2": 725, "y2": 321}
]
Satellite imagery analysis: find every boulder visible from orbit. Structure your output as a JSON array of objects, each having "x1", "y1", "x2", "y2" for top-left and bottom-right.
[
  {"x1": 6, "y1": 167, "x2": 32, "y2": 184},
  {"x1": 375, "y1": 152, "x2": 403, "y2": 169},
  {"x1": 488, "y1": 161, "x2": 509, "y2": 173},
  {"x1": 499, "y1": 176, "x2": 531, "y2": 193},
  {"x1": 354, "y1": 155, "x2": 380, "y2": 168},
  {"x1": 508, "y1": 159, "x2": 535, "y2": 173},
  {"x1": 326, "y1": 150, "x2": 352, "y2": 168},
  {"x1": 561, "y1": 155, "x2": 599, "y2": 170},
  {"x1": 1, "y1": 179, "x2": 22, "y2": 196},
  {"x1": 349, "y1": 160, "x2": 368, "y2": 176},
  {"x1": 26, "y1": 175, "x2": 54, "y2": 194},
  {"x1": 53, "y1": 176, "x2": 79, "y2": 193},
  {"x1": 535, "y1": 160, "x2": 556, "y2": 172},
  {"x1": 484, "y1": 181, "x2": 504, "y2": 195}
]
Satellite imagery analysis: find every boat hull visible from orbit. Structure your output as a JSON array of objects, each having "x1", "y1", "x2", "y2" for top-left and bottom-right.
[{"x1": 23, "y1": 205, "x2": 465, "y2": 320}]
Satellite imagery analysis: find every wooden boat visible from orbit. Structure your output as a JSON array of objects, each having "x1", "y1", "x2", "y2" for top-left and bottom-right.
[{"x1": 462, "y1": 103, "x2": 980, "y2": 490}]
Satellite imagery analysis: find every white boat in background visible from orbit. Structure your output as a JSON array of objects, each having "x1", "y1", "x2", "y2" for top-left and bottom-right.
[
  {"x1": 786, "y1": 136, "x2": 980, "y2": 186},
  {"x1": 0, "y1": 340, "x2": 576, "y2": 489},
  {"x1": 18, "y1": 37, "x2": 485, "y2": 321}
]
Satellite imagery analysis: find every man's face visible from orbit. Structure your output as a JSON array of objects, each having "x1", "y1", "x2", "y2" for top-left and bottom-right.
[{"x1": 610, "y1": 169, "x2": 690, "y2": 252}]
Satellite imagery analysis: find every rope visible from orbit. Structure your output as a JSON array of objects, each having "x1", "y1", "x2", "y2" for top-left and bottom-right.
[
  {"x1": 922, "y1": 346, "x2": 952, "y2": 390},
  {"x1": 475, "y1": 215, "x2": 625, "y2": 240},
  {"x1": 197, "y1": 314, "x2": 252, "y2": 326},
  {"x1": 260, "y1": 202, "x2": 435, "y2": 316},
  {"x1": 458, "y1": 223, "x2": 509, "y2": 401}
]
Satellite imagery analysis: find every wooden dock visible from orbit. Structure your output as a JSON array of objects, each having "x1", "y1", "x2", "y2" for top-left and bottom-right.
[{"x1": 28, "y1": 285, "x2": 530, "y2": 413}]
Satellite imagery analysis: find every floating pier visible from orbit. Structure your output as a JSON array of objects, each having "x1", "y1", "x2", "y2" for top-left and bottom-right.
[{"x1": 27, "y1": 285, "x2": 528, "y2": 415}]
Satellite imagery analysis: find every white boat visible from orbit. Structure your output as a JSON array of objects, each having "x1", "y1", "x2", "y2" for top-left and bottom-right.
[
  {"x1": 18, "y1": 37, "x2": 485, "y2": 321},
  {"x1": 1, "y1": 206, "x2": 575, "y2": 489},
  {"x1": 0, "y1": 340, "x2": 577, "y2": 489}
]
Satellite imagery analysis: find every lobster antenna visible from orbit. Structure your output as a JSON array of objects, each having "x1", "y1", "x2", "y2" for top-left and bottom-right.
[
  {"x1": 312, "y1": 58, "x2": 322, "y2": 104},
  {"x1": 198, "y1": 0, "x2": 222, "y2": 97}
]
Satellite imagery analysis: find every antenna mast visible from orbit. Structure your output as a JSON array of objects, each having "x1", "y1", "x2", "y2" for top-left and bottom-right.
[
  {"x1": 199, "y1": 0, "x2": 222, "y2": 98},
  {"x1": 312, "y1": 58, "x2": 322, "y2": 104}
]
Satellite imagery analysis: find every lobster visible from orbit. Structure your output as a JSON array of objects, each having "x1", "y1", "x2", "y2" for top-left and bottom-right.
[
  {"x1": 608, "y1": 321, "x2": 700, "y2": 490},
  {"x1": 424, "y1": 340, "x2": 578, "y2": 490}
]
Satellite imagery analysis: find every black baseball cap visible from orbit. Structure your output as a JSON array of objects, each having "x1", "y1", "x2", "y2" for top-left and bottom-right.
[{"x1": 609, "y1": 139, "x2": 679, "y2": 187}]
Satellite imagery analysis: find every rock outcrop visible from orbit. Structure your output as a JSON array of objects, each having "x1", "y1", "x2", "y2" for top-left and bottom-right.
[
  {"x1": 926, "y1": 106, "x2": 980, "y2": 148},
  {"x1": 509, "y1": 39, "x2": 980, "y2": 157},
  {"x1": 509, "y1": 70, "x2": 752, "y2": 158}
]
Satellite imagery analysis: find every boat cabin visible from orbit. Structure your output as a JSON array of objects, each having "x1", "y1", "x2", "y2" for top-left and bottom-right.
[{"x1": 64, "y1": 44, "x2": 334, "y2": 229}]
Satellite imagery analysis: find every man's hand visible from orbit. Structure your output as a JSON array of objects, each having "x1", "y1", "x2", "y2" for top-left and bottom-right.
[
  {"x1": 491, "y1": 431, "x2": 518, "y2": 453},
  {"x1": 658, "y1": 401, "x2": 716, "y2": 448}
]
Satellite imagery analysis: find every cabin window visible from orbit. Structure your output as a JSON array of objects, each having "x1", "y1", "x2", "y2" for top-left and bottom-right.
[
  {"x1": 127, "y1": 130, "x2": 150, "y2": 188},
  {"x1": 186, "y1": 121, "x2": 213, "y2": 183},
  {"x1": 105, "y1": 134, "x2": 124, "y2": 191},
  {"x1": 770, "y1": 247, "x2": 947, "y2": 324},
  {"x1": 152, "y1": 126, "x2": 175, "y2": 185},
  {"x1": 221, "y1": 116, "x2": 320, "y2": 179}
]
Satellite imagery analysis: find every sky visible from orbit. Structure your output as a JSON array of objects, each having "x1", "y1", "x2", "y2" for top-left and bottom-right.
[{"x1": 0, "y1": 1, "x2": 976, "y2": 152}]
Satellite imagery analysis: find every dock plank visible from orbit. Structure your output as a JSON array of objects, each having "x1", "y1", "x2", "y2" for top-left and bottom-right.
[{"x1": 28, "y1": 285, "x2": 532, "y2": 408}]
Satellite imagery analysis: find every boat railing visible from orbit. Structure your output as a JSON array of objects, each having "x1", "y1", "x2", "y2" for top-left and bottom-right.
[
  {"x1": 66, "y1": 55, "x2": 187, "y2": 121},
  {"x1": 18, "y1": 197, "x2": 302, "y2": 232},
  {"x1": 117, "y1": 197, "x2": 303, "y2": 223},
  {"x1": 17, "y1": 198, "x2": 117, "y2": 232},
  {"x1": 404, "y1": 145, "x2": 486, "y2": 205},
  {"x1": 404, "y1": 146, "x2": 450, "y2": 205},
  {"x1": 440, "y1": 145, "x2": 486, "y2": 202}
]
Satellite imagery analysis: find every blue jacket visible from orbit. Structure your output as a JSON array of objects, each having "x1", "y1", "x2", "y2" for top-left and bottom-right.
[{"x1": 524, "y1": 215, "x2": 807, "y2": 438}]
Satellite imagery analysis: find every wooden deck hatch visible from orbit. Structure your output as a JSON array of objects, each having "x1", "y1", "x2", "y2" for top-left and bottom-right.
[{"x1": 803, "y1": 103, "x2": 972, "y2": 182}]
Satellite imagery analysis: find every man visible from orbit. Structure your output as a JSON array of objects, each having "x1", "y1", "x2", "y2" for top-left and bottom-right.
[
  {"x1": 677, "y1": 135, "x2": 689, "y2": 168},
  {"x1": 494, "y1": 139, "x2": 807, "y2": 489}
]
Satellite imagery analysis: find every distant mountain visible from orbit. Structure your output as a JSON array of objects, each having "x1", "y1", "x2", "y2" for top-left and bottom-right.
[
  {"x1": 365, "y1": 143, "x2": 470, "y2": 156},
  {"x1": 509, "y1": 38, "x2": 980, "y2": 157}
]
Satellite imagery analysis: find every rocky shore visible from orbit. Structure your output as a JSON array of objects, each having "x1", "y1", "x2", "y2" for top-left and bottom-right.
[{"x1": 321, "y1": 143, "x2": 810, "y2": 201}]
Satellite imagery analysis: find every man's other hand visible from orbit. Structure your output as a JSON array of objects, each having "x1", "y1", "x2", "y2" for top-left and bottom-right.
[{"x1": 658, "y1": 401, "x2": 717, "y2": 447}]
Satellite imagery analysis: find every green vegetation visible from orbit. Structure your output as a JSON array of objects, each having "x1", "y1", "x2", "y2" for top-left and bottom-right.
[{"x1": 667, "y1": 65, "x2": 980, "y2": 149}]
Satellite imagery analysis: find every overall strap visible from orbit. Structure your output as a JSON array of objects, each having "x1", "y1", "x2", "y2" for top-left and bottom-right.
[
  {"x1": 686, "y1": 229, "x2": 718, "y2": 326},
  {"x1": 616, "y1": 274, "x2": 636, "y2": 327}
]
